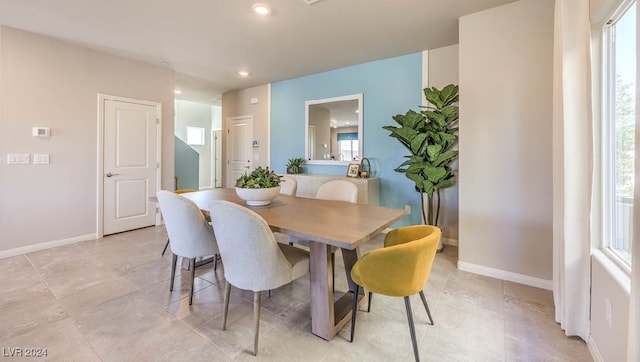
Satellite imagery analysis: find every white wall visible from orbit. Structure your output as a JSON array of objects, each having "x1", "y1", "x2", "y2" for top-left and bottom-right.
[
  {"x1": 175, "y1": 99, "x2": 213, "y2": 189},
  {"x1": 425, "y1": 45, "x2": 460, "y2": 244},
  {"x1": 212, "y1": 105, "x2": 222, "y2": 130},
  {"x1": 0, "y1": 26, "x2": 175, "y2": 253},
  {"x1": 590, "y1": 253, "x2": 630, "y2": 361},
  {"x1": 458, "y1": 0, "x2": 555, "y2": 286},
  {"x1": 221, "y1": 84, "x2": 270, "y2": 186}
]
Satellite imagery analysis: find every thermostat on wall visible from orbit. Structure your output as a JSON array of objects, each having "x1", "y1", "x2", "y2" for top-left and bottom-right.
[{"x1": 32, "y1": 127, "x2": 50, "y2": 138}]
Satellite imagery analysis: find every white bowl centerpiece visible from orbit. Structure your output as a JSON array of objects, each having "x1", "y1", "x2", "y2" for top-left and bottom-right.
[{"x1": 235, "y1": 166, "x2": 281, "y2": 206}]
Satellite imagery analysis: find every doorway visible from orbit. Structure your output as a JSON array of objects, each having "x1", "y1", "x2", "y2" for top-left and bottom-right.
[
  {"x1": 174, "y1": 100, "x2": 222, "y2": 190},
  {"x1": 226, "y1": 115, "x2": 253, "y2": 187},
  {"x1": 98, "y1": 94, "x2": 161, "y2": 236}
]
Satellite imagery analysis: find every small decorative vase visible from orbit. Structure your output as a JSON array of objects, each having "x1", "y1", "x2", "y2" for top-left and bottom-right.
[
  {"x1": 235, "y1": 186, "x2": 281, "y2": 206},
  {"x1": 286, "y1": 167, "x2": 301, "y2": 174}
]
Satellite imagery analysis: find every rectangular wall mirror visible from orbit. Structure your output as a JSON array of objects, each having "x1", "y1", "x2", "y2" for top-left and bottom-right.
[{"x1": 305, "y1": 93, "x2": 363, "y2": 165}]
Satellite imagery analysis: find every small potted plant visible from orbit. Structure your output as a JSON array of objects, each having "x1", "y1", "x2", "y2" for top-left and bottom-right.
[
  {"x1": 235, "y1": 166, "x2": 282, "y2": 206},
  {"x1": 286, "y1": 157, "x2": 305, "y2": 174}
]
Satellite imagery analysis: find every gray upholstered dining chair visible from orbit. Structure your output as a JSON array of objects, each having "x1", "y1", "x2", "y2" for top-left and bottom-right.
[
  {"x1": 279, "y1": 175, "x2": 297, "y2": 196},
  {"x1": 208, "y1": 200, "x2": 309, "y2": 356},
  {"x1": 157, "y1": 190, "x2": 219, "y2": 305},
  {"x1": 161, "y1": 188, "x2": 199, "y2": 256}
]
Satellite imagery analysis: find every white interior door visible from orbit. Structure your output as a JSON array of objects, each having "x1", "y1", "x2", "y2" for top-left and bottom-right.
[
  {"x1": 103, "y1": 97, "x2": 160, "y2": 235},
  {"x1": 227, "y1": 116, "x2": 252, "y2": 187}
]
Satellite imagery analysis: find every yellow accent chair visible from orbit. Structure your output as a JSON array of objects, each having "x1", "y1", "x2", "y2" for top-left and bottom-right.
[{"x1": 349, "y1": 225, "x2": 441, "y2": 362}]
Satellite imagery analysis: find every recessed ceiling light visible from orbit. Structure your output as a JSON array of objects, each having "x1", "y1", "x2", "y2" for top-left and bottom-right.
[
  {"x1": 252, "y1": 3, "x2": 271, "y2": 15},
  {"x1": 174, "y1": 89, "x2": 182, "y2": 94},
  {"x1": 238, "y1": 70, "x2": 251, "y2": 77}
]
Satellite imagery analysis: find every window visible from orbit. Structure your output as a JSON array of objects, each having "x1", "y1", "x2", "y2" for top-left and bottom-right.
[
  {"x1": 337, "y1": 132, "x2": 358, "y2": 161},
  {"x1": 603, "y1": 0, "x2": 636, "y2": 267},
  {"x1": 187, "y1": 126, "x2": 205, "y2": 145}
]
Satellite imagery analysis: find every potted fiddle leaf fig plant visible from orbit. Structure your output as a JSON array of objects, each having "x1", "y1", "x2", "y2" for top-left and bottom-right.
[
  {"x1": 286, "y1": 157, "x2": 305, "y2": 174},
  {"x1": 235, "y1": 166, "x2": 282, "y2": 206},
  {"x1": 383, "y1": 84, "x2": 459, "y2": 230}
]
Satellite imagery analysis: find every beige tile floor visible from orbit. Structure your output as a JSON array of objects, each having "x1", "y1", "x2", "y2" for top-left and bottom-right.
[{"x1": 0, "y1": 226, "x2": 592, "y2": 361}]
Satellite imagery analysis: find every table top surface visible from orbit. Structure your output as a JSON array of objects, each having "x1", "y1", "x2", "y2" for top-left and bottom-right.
[{"x1": 180, "y1": 188, "x2": 407, "y2": 250}]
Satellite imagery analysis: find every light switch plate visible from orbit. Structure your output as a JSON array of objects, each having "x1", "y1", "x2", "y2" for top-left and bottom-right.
[
  {"x1": 7, "y1": 154, "x2": 30, "y2": 165},
  {"x1": 33, "y1": 154, "x2": 50, "y2": 164}
]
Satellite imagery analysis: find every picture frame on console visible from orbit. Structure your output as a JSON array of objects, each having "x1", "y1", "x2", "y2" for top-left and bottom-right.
[{"x1": 346, "y1": 163, "x2": 360, "y2": 178}]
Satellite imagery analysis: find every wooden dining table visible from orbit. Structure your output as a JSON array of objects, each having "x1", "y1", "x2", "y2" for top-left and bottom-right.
[{"x1": 180, "y1": 188, "x2": 407, "y2": 340}]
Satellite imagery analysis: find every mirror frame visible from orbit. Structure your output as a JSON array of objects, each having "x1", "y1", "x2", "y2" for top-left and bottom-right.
[{"x1": 304, "y1": 93, "x2": 363, "y2": 165}]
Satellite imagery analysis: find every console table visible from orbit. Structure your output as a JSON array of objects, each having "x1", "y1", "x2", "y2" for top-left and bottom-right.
[{"x1": 284, "y1": 174, "x2": 380, "y2": 205}]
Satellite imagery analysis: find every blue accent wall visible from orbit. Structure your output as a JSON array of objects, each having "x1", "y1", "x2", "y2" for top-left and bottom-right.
[
  {"x1": 271, "y1": 52, "x2": 423, "y2": 226},
  {"x1": 174, "y1": 136, "x2": 199, "y2": 191}
]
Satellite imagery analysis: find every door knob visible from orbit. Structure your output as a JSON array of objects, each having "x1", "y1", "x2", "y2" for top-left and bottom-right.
[{"x1": 106, "y1": 172, "x2": 120, "y2": 177}]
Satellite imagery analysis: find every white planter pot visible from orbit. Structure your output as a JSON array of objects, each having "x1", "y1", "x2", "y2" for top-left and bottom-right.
[{"x1": 235, "y1": 186, "x2": 281, "y2": 206}]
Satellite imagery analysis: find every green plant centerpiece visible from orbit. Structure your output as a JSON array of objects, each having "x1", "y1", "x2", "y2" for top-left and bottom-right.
[
  {"x1": 286, "y1": 157, "x2": 305, "y2": 174},
  {"x1": 383, "y1": 84, "x2": 459, "y2": 229},
  {"x1": 235, "y1": 166, "x2": 282, "y2": 206}
]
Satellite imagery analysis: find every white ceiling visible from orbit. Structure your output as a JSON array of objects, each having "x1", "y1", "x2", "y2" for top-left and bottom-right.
[{"x1": 0, "y1": 0, "x2": 517, "y2": 104}]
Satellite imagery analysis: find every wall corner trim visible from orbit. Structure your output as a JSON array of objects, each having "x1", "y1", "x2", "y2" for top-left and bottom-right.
[
  {"x1": 457, "y1": 260, "x2": 553, "y2": 290},
  {"x1": 587, "y1": 335, "x2": 604, "y2": 362}
]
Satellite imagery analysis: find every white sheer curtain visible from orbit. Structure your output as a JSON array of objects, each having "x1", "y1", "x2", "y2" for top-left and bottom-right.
[{"x1": 552, "y1": 0, "x2": 593, "y2": 340}]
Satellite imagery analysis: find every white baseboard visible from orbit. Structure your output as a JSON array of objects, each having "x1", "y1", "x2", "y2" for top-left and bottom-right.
[
  {"x1": 0, "y1": 233, "x2": 96, "y2": 260},
  {"x1": 442, "y1": 237, "x2": 458, "y2": 247},
  {"x1": 457, "y1": 260, "x2": 553, "y2": 290}
]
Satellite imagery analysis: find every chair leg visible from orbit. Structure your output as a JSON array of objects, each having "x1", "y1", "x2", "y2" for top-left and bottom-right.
[
  {"x1": 253, "y1": 291, "x2": 261, "y2": 356},
  {"x1": 213, "y1": 253, "x2": 218, "y2": 271},
  {"x1": 404, "y1": 296, "x2": 420, "y2": 362},
  {"x1": 221, "y1": 281, "x2": 231, "y2": 330},
  {"x1": 169, "y1": 254, "x2": 178, "y2": 292},
  {"x1": 419, "y1": 290, "x2": 434, "y2": 325},
  {"x1": 189, "y1": 258, "x2": 196, "y2": 305},
  {"x1": 350, "y1": 284, "x2": 359, "y2": 342},
  {"x1": 367, "y1": 291, "x2": 372, "y2": 312},
  {"x1": 161, "y1": 238, "x2": 170, "y2": 256}
]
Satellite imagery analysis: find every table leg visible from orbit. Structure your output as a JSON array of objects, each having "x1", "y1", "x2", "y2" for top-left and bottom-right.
[
  {"x1": 309, "y1": 240, "x2": 333, "y2": 340},
  {"x1": 309, "y1": 242, "x2": 368, "y2": 341}
]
